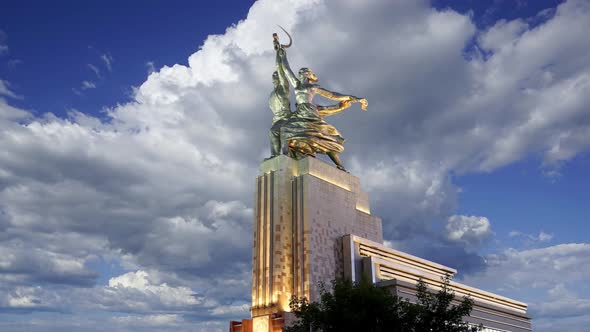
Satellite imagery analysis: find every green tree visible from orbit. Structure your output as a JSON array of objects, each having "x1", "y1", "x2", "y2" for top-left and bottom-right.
[
  {"x1": 286, "y1": 276, "x2": 481, "y2": 332},
  {"x1": 286, "y1": 277, "x2": 408, "y2": 332},
  {"x1": 407, "y1": 276, "x2": 482, "y2": 332}
]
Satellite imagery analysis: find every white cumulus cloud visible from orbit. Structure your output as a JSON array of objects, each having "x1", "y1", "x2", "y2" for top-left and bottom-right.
[
  {"x1": 108, "y1": 270, "x2": 199, "y2": 307},
  {"x1": 446, "y1": 215, "x2": 493, "y2": 250}
]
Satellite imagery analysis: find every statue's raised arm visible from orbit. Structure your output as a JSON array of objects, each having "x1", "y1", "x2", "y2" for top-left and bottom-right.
[
  {"x1": 277, "y1": 47, "x2": 300, "y2": 88},
  {"x1": 272, "y1": 33, "x2": 289, "y2": 90}
]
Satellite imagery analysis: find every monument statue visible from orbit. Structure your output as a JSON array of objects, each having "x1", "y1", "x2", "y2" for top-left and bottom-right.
[{"x1": 271, "y1": 28, "x2": 368, "y2": 171}]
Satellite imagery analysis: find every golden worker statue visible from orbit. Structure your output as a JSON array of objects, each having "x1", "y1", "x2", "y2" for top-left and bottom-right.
[{"x1": 269, "y1": 28, "x2": 367, "y2": 171}]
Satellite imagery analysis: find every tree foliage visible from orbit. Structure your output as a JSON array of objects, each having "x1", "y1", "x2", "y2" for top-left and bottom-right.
[{"x1": 286, "y1": 276, "x2": 482, "y2": 332}]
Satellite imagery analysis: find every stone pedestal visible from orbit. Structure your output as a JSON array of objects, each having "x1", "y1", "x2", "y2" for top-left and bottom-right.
[{"x1": 250, "y1": 156, "x2": 383, "y2": 330}]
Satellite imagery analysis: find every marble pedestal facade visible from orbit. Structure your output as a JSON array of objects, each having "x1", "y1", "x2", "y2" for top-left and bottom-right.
[{"x1": 249, "y1": 155, "x2": 382, "y2": 331}]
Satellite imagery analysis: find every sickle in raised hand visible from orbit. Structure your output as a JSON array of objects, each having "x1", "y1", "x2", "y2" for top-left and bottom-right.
[{"x1": 276, "y1": 25, "x2": 292, "y2": 49}]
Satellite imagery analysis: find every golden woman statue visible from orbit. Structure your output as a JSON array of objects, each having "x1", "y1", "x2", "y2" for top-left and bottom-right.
[{"x1": 274, "y1": 30, "x2": 367, "y2": 171}]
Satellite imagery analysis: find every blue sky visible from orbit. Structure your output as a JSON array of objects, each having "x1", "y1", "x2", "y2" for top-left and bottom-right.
[
  {"x1": 0, "y1": 0, "x2": 589, "y2": 331},
  {"x1": 1, "y1": 0, "x2": 254, "y2": 117},
  {"x1": 456, "y1": 154, "x2": 590, "y2": 245}
]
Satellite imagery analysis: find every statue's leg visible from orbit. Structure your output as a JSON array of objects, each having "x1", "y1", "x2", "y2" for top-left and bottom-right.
[
  {"x1": 268, "y1": 123, "x2": 281, "y2": 158},
  {"x1": 327, "y1": 152, "x2": 347, "y2": 172},
  {"x1": 281, "y1": 137, "x2": 290, "y2": 155},
  {"x1": 286, "y1": 140, "x2": 303, "y2": 159},
  {"x1": 280, "y1": 125, "x2": 290, "y2": 155}
]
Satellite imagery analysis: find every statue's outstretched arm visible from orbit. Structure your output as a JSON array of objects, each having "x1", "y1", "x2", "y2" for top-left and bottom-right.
[
  {"x1": 318, "y1": 100, "x2": 353, "y2": 116},
  {"x1": 316, "y1": 88, "x2": 368, "y2": 111},
  {"x1": 316, "y1": 87, "x2": 352, "y2": 102},
  {"x1": 277, "y1": 48, "x2": 299, "y2": 87}
]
